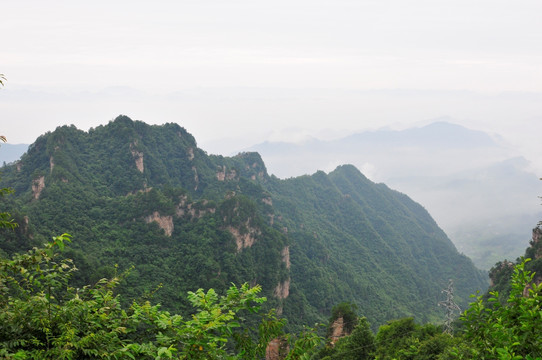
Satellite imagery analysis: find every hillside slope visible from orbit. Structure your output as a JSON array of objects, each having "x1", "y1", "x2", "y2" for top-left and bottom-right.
[
  {"x1": 0, "y1": 116, "x2": 487, "y2": 328},
  {"x1": 245, "y1": 121, "x2": 541, "y2": 269}
]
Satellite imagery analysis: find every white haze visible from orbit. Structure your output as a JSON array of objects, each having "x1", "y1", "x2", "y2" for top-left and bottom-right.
[{"x1": 1, "y1": 0, "x2": 542, "y2": 268}]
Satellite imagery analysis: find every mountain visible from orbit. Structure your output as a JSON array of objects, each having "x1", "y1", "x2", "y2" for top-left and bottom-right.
[
  {"x1": 340, "y1": 121, "x2": 496, "y2": 149},
  {"x1": 244, "y1": 121, "x2": 541, "y2": 269},
  {"x1": 0, "y1": 116, "x2": 487, "y2": 329}
]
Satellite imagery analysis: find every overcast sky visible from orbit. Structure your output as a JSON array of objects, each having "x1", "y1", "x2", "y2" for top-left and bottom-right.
[{"x1": 2, "y1": 0, "x2": 542, "y2": 171}]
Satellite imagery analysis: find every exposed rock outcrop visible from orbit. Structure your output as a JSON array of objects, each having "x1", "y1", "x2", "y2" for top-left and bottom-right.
[
  {"x1": 130, "y1": 143, "x2": 144, "y2": 173},
  {"x1": 22, "y1": 216, "x2": 31, "y2": 237},
  {"x1": 265, "y1": 337, "x2": 289, "y2": 360},
  {"x1": 273, "y1": 278, "x2": 290, "y2": 299},
  {"x1": 144, "y1": 211, "x2": 174, "y2": 236},
  {"x1": 126, "y1": 186, "x2": 152, "y2": 196},
  {"x1": 188, "y1": 147, "x2": 194, "y2": 161},
  {"x1": 330, "y1": 317, "x2": 345, "y2": 345},
  {"x1": 175, "y1": 195, "x2": 189, "y2": 216},
  {"x1": 49, "y1": 157, "x2": 55, "y2": 173},
  {"x1": 250, "y1": 171, "x2": 265, "y2": 181},
  {"x1": 32, "y1": 176, "x2": 45, "y2": 200},
  {"x1": 228, "y1": 222, "x2": 260, "y2": 252},
  {"x1": 216, "y1": 166, "x2": 238, "y2": 181},
  {"x1": 176, "y1": 196, "x2": 216, "y2": 219},
  {"x1": 281, "y1": 246, "x2": 290, "y2": 269},
  {"x1": 192, "y1": 166, "x2": 199, "y2": 190},
  {"x1": 216, "y1": 166, "x2": 226, "y2": 181}
]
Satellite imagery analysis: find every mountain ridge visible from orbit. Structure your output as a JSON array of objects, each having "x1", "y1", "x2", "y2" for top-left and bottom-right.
[
  {"x1": 0, "y1": 115, "x2": 487, "y2": 330},
  {"x1": 243, "y1": 121, "x2": 540, "y2": 269}
]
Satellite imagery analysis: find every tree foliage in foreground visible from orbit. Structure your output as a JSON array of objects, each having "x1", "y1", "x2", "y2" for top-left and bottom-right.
[
  {"x1": 0, "y1": 235, "x2": 321, "y2": 359},
  {"x1": 2, "y1": 234, "x2": 542, "y2": 359},
  {"x1": 451, "y1": 258, "x2": 542, "y2": 359}
]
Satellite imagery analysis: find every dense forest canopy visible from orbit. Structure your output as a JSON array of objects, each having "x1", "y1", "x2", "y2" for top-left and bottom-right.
[
  {"x1": 0, "y1": 116, "x2": 487, "y2": 331},
  {"x1": 1, "y1": 213, "x2": 540, "y2": 358}
]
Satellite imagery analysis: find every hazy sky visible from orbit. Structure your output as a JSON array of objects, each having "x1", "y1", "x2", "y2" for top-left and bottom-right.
[{"x1": 2, "y1": 0, "x2": 542, "y2": 171}]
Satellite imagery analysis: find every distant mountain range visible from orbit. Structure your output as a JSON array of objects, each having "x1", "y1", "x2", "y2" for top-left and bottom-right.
[
  {"x1": 0, "y1": 116, "x2": 487, "y2": 330},
  {"x1": 243, "y1": 121, "x2": 541, "y2": 269}
]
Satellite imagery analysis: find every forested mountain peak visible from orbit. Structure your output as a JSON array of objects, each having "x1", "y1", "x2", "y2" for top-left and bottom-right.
[
  {"x1": 10, "y1": 115, "x2": 268, "y2": 200},
  {"x1": 0, "y1": 117, "x2": 487, "y2": 330}
]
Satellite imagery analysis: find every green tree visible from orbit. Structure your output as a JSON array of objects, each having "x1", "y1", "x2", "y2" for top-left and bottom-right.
[
  {"x1": 0, "y1": 235, "x2": 322, "y2": 359},
  {"x1": 373, "y1": 317, "x2": 452, "y2": 360},
  {"x1": 458, "y1": 258, "x2": 542, "y2": 359},
  {"x1": 325, "y1": 317, "x2": 375, "y2": 360},
  {"x1": 326, "y1": 302, "x2": 358, "y2": 338},
  {"x1": 374, "y1": 317, "x2": 417, "y2": 360},
  {"x1": 342, "y1": 317, "x2": 375, "y2": 359}
]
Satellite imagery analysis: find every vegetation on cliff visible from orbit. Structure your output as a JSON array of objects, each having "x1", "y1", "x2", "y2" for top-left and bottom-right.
[{"x1": 0, "y1": 116, "x2": 487, "y2": 331}]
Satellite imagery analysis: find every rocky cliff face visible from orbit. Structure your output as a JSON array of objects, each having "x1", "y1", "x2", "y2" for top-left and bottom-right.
[
  {"x1": 31, "y1": 176, "x2": 45, "y2": 200},
  {"x1": 176, "y1": 197, "x2": 216, "y2": 219},
  {"x1": 329, "y1": 317, "x2": 346, "y2": 345},
  {"x1": 281, "y1": 246, "x2": 290, "y2": 269},
  {"x1": 130, "y1": 143, "x2": 144, "y2": 173},
  {"x1": 216, "y1": 166, "x2": 238, "y2": 181},
  {"x1": 144, "y1": 211, "x2": 174, "y2": 237},
  {"x1": 273, "y1": 278, "x2": 290, "y2": 300},
  {"x1": 265, "y1": 337, "x2": 289, "y2": 360},
  {"x1": 227, "y1": 223, "x2": 260, "y2": 251}
]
